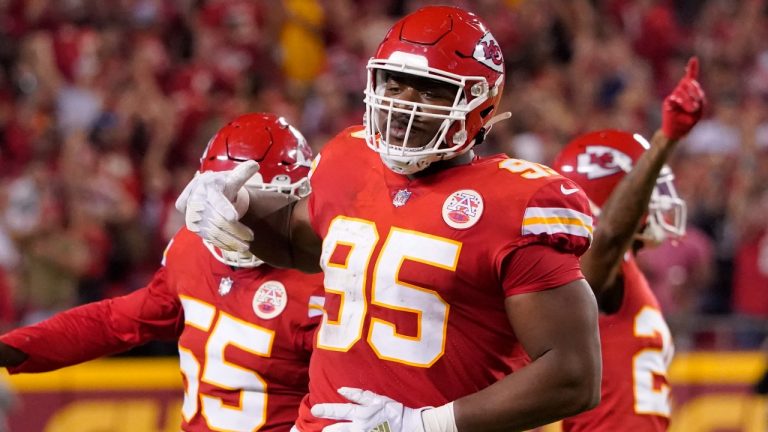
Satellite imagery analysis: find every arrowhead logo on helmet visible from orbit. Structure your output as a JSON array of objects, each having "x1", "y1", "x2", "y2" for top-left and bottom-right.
[
  {"x1": 473, "y1": 32, "x2": 504, "y2": 73},
  {"x1": 576, "y1": 145, "x2": 633, "y2": 179},
  {"x1": 553, "y1": 129, "x2": 687, "y2": 243}
]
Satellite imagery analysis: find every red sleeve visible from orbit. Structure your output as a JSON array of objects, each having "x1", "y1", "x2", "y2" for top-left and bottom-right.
[
  {"x1": 0, "y1": 267, "x2": 182, "y2": 373},
  {"x1": 519, "y1": 178, "x2": 593, "y2": 256},
  {"x1": 500, "y1": 244, "x2": 585, "y2": 297}
]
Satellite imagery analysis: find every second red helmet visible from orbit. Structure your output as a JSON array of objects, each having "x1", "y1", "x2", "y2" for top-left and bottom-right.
[
  {"x1": 199, "y1": 113, "x2": 312, "y2": 197},
  {"x1": 552, "y1": 129, "x2": 686, "y2": 241}
]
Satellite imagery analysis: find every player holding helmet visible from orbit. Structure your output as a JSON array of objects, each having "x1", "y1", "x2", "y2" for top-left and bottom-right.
[
  {"x1": 178, "y1": 6, "x2": 601, "y2": 432},
  {"x1": 0, "y1": 113, "x2": 325, "y2": 431},
  {"x1": 550, "y1": 58, "x2": 706, "y2": 431}
]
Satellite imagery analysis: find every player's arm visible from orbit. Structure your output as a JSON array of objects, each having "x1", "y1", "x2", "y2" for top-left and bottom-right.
[
  {"x1": 583, "y1": 57, "x2": 705, "y2": 302},
  {"x1": 176, "y1": 161, "x2": 323, "y2": 273},
  {"x1": 582, "y1": 130, "x2": 679, "y2": 299},
  {"x1": 455, "y1": 279, "x2": 600, "y2": 430},
  {"x1": 0, "y1": 267, "x2": 182, "y2": 373},
  {"x1": 240, "y1": 191, "x2": 322, "y2": 273},
  {"x1": 444, "y1": 182, "x2": 601, "y2": 430}
]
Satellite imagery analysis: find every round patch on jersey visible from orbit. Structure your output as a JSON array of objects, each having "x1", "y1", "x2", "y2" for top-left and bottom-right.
[
  {"x1": 252, "y1": 281, "x2": 288, "y2": 320},
  {"x1": 442, "y1": 189, "x2": 484, "y2": 229}
]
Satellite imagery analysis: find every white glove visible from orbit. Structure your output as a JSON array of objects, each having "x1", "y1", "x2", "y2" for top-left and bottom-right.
[
  {"x1": 175, "y1": 161, "x2": 260, "y2": 252},
  {"x1": 311, "y1": 387, "x2": 428, "y2": 432}
]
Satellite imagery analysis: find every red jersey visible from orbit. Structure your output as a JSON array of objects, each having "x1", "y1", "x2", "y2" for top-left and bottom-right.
[
  {"x1": 1, "y1": 228, "x2": 325, "y2": 432},
  {"x1": 562, "y1": 255, "x2": 673, "y2": 432},
  {"x1": 297, "y1": 127, "x2": 594, "y2": 431}
]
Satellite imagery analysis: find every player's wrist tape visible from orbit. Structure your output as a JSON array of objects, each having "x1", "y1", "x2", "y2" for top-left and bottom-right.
[{"x1": 421, "y1": 402, "x2": 458, "y2": 432}]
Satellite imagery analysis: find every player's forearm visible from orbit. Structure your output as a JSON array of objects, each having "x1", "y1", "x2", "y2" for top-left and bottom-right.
[
  {"x1": 453, "y1": 280, "x2": 602, "y2": 431},
  {"x1": 452, "y1": 347, "x2": 600, "y2": 431},
  {"x1": 0, "y1": 284, "x2": 180, "y2": 373},
  {"x1": 241, "y1": 191, "x2": 322, "y2": 272},
  {"x1": 0, "y1": 304, "x2": 136, "y2": 373},
  {"x1": 582, "y1": 130, "x2": 676, "y2": 291}
]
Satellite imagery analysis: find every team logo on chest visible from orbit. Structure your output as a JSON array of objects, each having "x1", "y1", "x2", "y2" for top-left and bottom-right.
[
  {"x1": 253, "y1": 281, "x2": 288, "y2": 319},
  {"x1": 442, "y1": 189, "x2": 484, "y2": 229}
]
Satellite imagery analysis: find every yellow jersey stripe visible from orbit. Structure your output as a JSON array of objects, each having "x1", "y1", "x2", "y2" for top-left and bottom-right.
[
  {"x1": 524, "y1": 206, "x2": 592, "y2": 225},
  {"x1": 523, "y1": 216, "x2": 594, "y2": 233}
]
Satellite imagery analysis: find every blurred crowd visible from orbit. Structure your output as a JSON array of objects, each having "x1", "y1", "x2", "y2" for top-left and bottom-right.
[{"x1": 0, "y1": 0, "x2": 767, "y2": 350}]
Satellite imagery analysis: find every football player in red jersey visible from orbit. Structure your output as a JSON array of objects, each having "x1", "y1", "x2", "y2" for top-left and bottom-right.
[
  {"x1": 0, "y1": 113, "x2": 325, "y2": 432},
  {"x1": 550, "y1": 58, "x2": 706, "y2": 431},
  {"x1": 177, "y1": 6, "x2": 602, "y2": 432}
]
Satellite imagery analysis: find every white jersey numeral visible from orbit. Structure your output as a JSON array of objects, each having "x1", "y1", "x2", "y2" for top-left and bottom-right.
[
  {"x1": 178, "y1": 297, "x2": 275, "y2": 431},
  {"x1": 633, "y1": 306, "x2": 674, "y2": 417},
  {"x1": 316, "y1": 217, "x2": 460, "y2": 367}
]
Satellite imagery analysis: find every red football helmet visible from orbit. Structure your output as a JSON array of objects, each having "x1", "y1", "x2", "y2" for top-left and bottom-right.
[
  {"x1": 198, "y1": 113, "x2": 312, "y2": 267},
  {"x1": 200, "y1": 113, "x2": 312, "y2": 197},
  {"x1": 552, "y1": 129, "x2": 686, "y2": 242},
  {"x1": 364, "y1": 6, "x2": 507, "y2": 174}
]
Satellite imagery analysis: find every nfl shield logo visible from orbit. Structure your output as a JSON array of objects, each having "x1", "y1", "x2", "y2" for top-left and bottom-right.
[
  {"x1": 392, "y1": 189, "x2": 412, "y2": 207},
  {"x1": 218, "y1": 277, "x2": 234, "y2": 296}
]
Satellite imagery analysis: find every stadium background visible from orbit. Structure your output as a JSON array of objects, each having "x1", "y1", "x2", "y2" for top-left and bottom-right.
[{"x1": 0, "y1": 0, "x2": 767, "y2": 430}]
